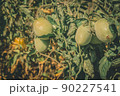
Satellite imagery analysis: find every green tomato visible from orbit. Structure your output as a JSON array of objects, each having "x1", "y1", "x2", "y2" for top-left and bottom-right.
[
  {"x1": 95, "y1": 18, "x2": 116, "y2": 43},
  {"x1": 34, "y1": 38, "x2": 49, "y2": 52},
  {"x1": 75, "y1": 25, "x2": 92, "y2": 46},
  {"x1": 33, "y1": 18, "x2": 52, "y2": 40}
]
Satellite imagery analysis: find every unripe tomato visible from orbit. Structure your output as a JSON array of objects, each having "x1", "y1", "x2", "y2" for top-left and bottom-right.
[
  {"x1": 33, "y1": 18, "x2": 52, "y2": 40},
  {"x1": 95, "y1": 18, "x2": 116, "y2": 43},
  {"x1": 34, "y1": 38, "x2": 49, "y2": 52},
  {"x1": 75, "y1": 25, "x2": 92, "y2": 46}
]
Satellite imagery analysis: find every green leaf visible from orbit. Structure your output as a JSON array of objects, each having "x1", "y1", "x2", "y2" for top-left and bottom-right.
[
  {"x1": 99, "y1": 56, "x2": 112, "y2": 79},
  {"x1": 42, "y1": 73, "x2": 49, "y2": 77},
  {"x1": 3, "y1": 28, "x2": 7, "y2": 36},
  {"x1": 67, "y1": 23, "x2": 76, "y2": 36},
  {"x1": 57, "y1": 41, "x2": 63, "y2": 47},
  {"x1": 73, "y1": 56, "x2": 80, "y2": 66},
  {"x1": 28, "y1": 49, "x2": 36, "y2": 56},
  {"x1": 27, "y1": 44, "x2": 33, "y2": 51},
  {"x1": 9, "y1": 17, "x2": 13, "y2": 27},
  {"x1": 10, "y1": 54, "x2": 19, "y2": 67},
  {"x1": 36, "y1": 33, "x2": 55, "y2": 39},
  {"x1": 112, "y1": 58, "x2": 120, "y2": 66},
  {"x1": 104, "y1": 50, "x2": 116, "y2": 57},
  {"x1": 13, "y1": 54, "x2": 19, "y2": 65},
  {"x1": 31, "y1": 57, "x2": 35, "y2": 62},
  {"x1": 47, "y1": 16, "x2": 58, "y2": 26},
  {"x1": 83, "y1": 58, "x2": 94, "y2": 78},
  {"x1": 117, "y1": 46, "x2": 120, "y2": 53},
  {"x1": 55, "y1": 69, "x2": 63, "y2": 74},
  {"x1": 74, "y1": 18, "x2": 88, "y2": 27},
  {"x1": 89, "y1": 50, "x2": 96, "y2": 63},
  {"x1": 13, "y1": 50, "x2": 20, "y2": 54},
  {"x1": 109, "y1": 24, "x2": 117, "y2": 34},
  {"x1": 20, "y1": 5, "x2": 31, "y2": 14},
  {"x1": 71, "y1": 67, "x2": 76, "y2": 76},
  {"x1": 36, "y1": 57, "x2": 45, "y2": 62}
]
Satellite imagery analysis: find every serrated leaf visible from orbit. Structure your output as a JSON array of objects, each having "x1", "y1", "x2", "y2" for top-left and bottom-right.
[
  {"x1": 74, "y1": 18, "x2": 88, "y2": 27},
  {"x1": 99, "y1": 56, "x2": 107, "y2": 65},
  {"x1": 47, "y1": 16, "x2": 58, "y2": 26},
  {"x1": 73, "y1": 56, "x2": 80, "y2": 66},
  {"x1": 104, "y1": 50, "x2": 116, "y2": 57},
  {"x1": 67, "y1": 23, "x2": 76, "y2": 36},
  {"x1": 112, "y1": 58, "x2": 120, "y2": 66},
  {"x1": 99, "y1": 56, "x2": 112, "y2": 79},
  {"x1": 83, "y1": 58, "x2": 94, "y2": 78}
]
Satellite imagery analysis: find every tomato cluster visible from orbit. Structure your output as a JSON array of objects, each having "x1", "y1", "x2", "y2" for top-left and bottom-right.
[
  {"x1": 33, "y1": 18, "x2": 52, "y2": 52},
  {"x1": 75, "y1": 18, "x2": 116, "y2": 46},
  {"x1": 33, "y1": 17, "x2": 117, "y2": 51}
]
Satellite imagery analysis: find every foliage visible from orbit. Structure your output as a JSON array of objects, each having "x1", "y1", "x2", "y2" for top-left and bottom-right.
[{"x1": 0, "y1": 0, "x2": 120, "y2": 80}]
